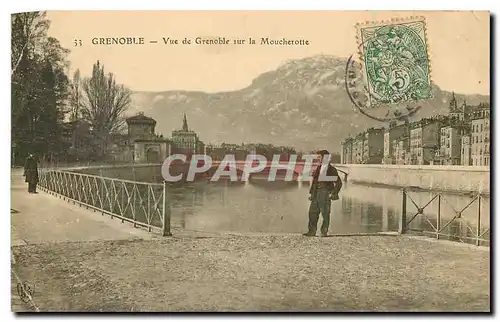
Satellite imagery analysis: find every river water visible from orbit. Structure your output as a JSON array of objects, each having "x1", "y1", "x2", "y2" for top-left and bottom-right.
[
  {"x1": 167, "y1": 181, "x2": 489, "y2": 242},
  {"x1": 83, "y1": 167, "x2": 490, "y2": 245}
]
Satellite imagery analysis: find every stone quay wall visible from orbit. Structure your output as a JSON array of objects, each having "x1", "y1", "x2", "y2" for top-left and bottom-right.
[{"x1": 334, "y1": 164, "x2": 490, "y2": 195}]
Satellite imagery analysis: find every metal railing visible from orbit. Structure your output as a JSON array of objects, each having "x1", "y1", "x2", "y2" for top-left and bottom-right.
[
  {"x1": 38, "y1": 169, "x2": 172, "y2": 236},
  {"x1": 399, "y1": 188, "x2": 490, "y2": 246}
]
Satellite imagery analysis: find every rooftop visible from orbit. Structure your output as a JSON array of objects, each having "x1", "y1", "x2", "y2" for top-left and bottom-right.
[{"x1": 126, "y1": 112, "x2": 156, "y2": 124}]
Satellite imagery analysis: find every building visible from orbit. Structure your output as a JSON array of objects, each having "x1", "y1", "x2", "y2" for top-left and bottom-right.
[
  {"x1": 205, "y1": 143, "x2": 248, "y2": 161},
  {"x1": 470, "y1": 105, "x2": 490, "y2": 166},
  {"x1": 436, "y1": 126, "x2": 462, "y2": 165},
  {"x1": 383, "y1": 121, "x2": 409, "y2": 164},
  {"x1": 362, "y1": 128, "x2": 384, "y2": 164},
  {"x1": 461, "y1": 135, "x2": 471, "y2": 166},
  {"x1": 341, "y1": 137, "x2": 354, "y2": 164},
  {"x1": 248, "y1": 144, "x2": 295, "y2": 162},
  {"x1": 352, "y1": 133, "x2": 365, "y2": 164},
  {"x1": 449, "y1": 92, "x2": 475, "y2": 122},
  {"x1": 391, "y1": 135, "x2": 409, "y2": 165},
  {"x1": 171, "y1": 113, "x2": 202, "y2": 156},
  {"x1": 409, "y1": 118, "x2": 443, "y2": 165},
  {"x1": 125, "y1": 112, "x2": 171, "y2": 163}
]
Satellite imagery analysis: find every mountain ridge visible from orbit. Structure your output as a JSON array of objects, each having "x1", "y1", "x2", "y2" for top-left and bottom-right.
[{"x1": 129, "y1": 55, "x2": 489, "y2": 153}]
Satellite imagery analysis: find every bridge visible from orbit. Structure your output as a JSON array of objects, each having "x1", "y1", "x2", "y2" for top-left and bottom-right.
[{"x1": 171, "y1": 159, "x2": 349, "y2": 182}]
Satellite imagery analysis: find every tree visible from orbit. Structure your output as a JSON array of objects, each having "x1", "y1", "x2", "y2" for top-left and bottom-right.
[
  {"x1": 81, "y1": 60, "x2": 131, "y2": 158},
  {"x1": 11, "y1": 11, "x2": 69, "y2": 164},
  {"x1": 69, "y1": 69, "x2": 82, "y2": 121},
  {"x1": 11, "y1": 12, "x2": 50, "y2": 78}
]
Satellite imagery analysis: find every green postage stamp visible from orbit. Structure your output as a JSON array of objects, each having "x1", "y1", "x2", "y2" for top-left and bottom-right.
[{"x1": 356, "y1": 17, "x2": 433, "y2": 106}]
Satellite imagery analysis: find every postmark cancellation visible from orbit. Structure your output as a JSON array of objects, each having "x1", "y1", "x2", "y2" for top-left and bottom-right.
[{"x1": 355, "y1": 16, "x2": 433, "y2": 107}]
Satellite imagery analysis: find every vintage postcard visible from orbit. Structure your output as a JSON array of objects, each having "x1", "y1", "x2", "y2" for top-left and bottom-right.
[{"x1": 10, "y1": 10, "x2": 490, "y2": 312}]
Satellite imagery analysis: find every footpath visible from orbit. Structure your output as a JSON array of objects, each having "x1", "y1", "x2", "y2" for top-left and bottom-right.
[
  {"x1": 10, "y1": 170, "x2": 491, "y2": 312},
  {"x1": 11, "y1": 169, "x2": 157, "y2": 246}
]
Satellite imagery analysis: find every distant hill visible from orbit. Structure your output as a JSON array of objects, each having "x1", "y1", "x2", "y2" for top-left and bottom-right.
[{"x1": 129, "y1": 55, "x2": 489, "y2": 153}]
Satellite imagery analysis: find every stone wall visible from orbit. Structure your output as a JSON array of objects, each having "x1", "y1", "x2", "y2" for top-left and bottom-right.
[{"x1": 334, "y1": 164, "x2": 490, "y2": 195}]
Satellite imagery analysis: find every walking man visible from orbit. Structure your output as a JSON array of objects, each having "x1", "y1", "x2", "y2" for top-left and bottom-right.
[
  {"x1": 23, "y1": 153, "x2": 39, "y2": 194},
  {"x1": 303, "y1": 150, "x2": 342, "y2": 237}
]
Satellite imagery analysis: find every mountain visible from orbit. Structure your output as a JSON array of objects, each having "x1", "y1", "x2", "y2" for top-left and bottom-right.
[{"x1": 129, "y1": 55, "x2": 489, "y2": 153}]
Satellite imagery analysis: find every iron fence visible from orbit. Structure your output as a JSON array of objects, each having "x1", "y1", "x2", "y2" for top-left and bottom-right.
[
  {"x1": 38, "y1": 168, "x2": 171, "y2": 236},
  {"x1": 399, "y1": 188, "x2": 490, "y2": 246}
]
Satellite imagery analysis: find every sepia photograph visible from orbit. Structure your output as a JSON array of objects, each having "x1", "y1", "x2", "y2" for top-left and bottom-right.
[{"x1": 10, "y1": 9, "x2": 490, "y2": 312}]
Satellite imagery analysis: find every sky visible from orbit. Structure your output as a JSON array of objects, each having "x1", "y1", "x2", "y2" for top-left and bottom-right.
[{"x1": 46, "y1": 10, "x2": 490, "y2": 95}]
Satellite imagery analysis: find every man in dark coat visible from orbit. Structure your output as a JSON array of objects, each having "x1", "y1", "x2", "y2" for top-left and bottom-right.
[
  {"x1": 303, "y1": 150, "x2": 342, "y2": 237},
  {"x1": 23, "y1": 153, "x2": 39, "y2": 194}
]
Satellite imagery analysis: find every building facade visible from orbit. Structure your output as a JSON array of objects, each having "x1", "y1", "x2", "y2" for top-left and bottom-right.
[
  {"x1": 341, "y1": 137, "x2": 354, "y2": 164},
  {"x1": 392, "y1": 136, "x2": 409, "y2": 165},
  {"x1": 436, "y1": 126, "x2": 462, "y2": 165},
  {"x1": 171, "y1": 113, "x2": 202, "y2": 156},
  {"x1": 205, "y1": 143, "x2": 249, "y2": 161},
  {"x1": 470, "y1": 106, "x2": 490, "y2": 166},
  {"x1": 383, "y1": 122, "x2": 409, "y2": 164},
  {"x1": 461, "y1": 135, "x2": 471, "y2": 166},
  {"x1": 409, "y1": 119, "x2": 443, "y2": 165},
  {"x1": 125, "y1": 113, "x2": 171, "y2": 163},
  {"x1": 352, "y1": 133, "x2": 365, "y2": 164},
  {"x1": 363, "y1": 128, "x2": 384, "y2": 164}
]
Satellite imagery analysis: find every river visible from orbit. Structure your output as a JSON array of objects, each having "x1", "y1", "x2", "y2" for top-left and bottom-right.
[
  {"x1": 81, "y1": 167, "x2": 490, "y2": 245},
  {"x1": 166, "y1": 181, "x2": 489, "y2": 243}
]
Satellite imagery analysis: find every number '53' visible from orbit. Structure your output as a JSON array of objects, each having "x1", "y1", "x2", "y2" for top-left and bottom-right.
[{"x1": 74, "y1": 39, "x2": 82, "y2": 47}]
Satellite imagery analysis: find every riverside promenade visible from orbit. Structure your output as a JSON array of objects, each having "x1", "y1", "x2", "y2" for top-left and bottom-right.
[{"x1": 11, "y1": 170, "x2": 490, "y2": 312}]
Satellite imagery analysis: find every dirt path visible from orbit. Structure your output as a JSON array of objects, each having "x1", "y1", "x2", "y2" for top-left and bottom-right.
[{"x1": 12, "y1": 235, "x2": 490, "y2": 312}]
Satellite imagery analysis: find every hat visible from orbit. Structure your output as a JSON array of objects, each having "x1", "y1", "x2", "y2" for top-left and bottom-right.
[{"x1": 316, "y1": 150, "x2": 330, "y2": 156}]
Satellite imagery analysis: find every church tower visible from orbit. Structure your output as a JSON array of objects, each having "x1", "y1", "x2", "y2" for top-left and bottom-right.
[
  {"x1": 449, "y1": 92, "x2": 458, "y2": 112},
  {"x1": 171, "y1": 112, "x2": 199, "y2": 155},
  {"x1": 182, "y1": 113, "x2": 189, "y2": 132}
]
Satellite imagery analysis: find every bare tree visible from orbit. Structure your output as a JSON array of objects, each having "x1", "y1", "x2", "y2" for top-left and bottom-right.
[{"x1": 81, "y1": 60, "x2": 131, "y2": 157}]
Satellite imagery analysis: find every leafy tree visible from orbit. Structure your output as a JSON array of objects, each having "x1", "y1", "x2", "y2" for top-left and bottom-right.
[
  {"x1": 11, "y1": 12, "x2": 50, "y2": 78},
  {"x1": 11, "y1": 11, "x2": 69, "y2": 164},
  {"x1": 69, "y1": 69, "x2": 82, "y2": 122},
  {"x1": 81, "y1": 60, "x2": 131, "y2": 158}
]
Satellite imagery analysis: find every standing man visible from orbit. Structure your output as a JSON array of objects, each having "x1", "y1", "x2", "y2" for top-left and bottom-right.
[
  {"x1": 23, "y1": 153, "x2": 39, "y2": 194},
  {"x1": 303, "y1": 150, "x2": 342, "y2": 237}
]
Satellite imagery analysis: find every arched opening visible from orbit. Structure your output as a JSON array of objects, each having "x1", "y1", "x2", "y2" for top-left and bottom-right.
[{"x1": 146, "y1": 147, "x2": 160, "y2": 163}]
